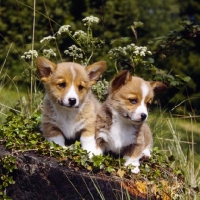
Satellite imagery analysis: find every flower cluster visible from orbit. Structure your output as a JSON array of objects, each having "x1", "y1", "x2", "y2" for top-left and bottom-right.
[
  {"x1": 73, "y1": 30, "x2": 87, "y2": 39},
  {"x1": 92, "y1": 79, "x2": 109, "y2": 102},
  {"x1": 55, "y1": 16, "x2": 102, "y2": 64},
  {"x1": 108, "y1": 43, "x2": 154, "y2": 72},
  {"x1": 64, "y1": 45, "x2": 83, "y2": 60},
  {"x1": 132, "y1": 46, "x2": 152, "y2": 56},
  {"x1": 42, "y1": 49, "x2": 56, "y2": 59},
  {"x1": 57, "y1": 25, "x2": 71, "y2": 35},
  {"x1": 108, "y1": 43, "x2": 152, "y2": 59},
  {"x1": 21, "y1": 50, "x2": 38, "y2": 60},
  {"x1": 82, "y1": 16, "x2": 99, "y2": 26},
  {"x1": 40, "y1": 35, "x2": 56, "y2": 43}
]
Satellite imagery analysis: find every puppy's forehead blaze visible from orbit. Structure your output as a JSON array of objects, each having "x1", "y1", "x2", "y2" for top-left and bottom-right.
[
  {"x1": 141, "y1": 82, "x2": 150, "y2": 98},
  {"x1": 116, "y1": 78, "x2": 153, "y2": 101},
  {"x1": 52, "y1": 62, "x2": 88, "y2": 84},
  {"x1": 142, "y1": 83, "x2": 154, "y2": 103}
]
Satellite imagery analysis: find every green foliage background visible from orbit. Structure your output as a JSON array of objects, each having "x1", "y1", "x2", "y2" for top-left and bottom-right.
[{"x1": 0, "y1": 0, "x2": 200, "y2": 113}]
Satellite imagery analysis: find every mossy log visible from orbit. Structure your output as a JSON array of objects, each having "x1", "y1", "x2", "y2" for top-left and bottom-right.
[{"x1": 0, "y1": 146, "x2": 183, "y2": 200}]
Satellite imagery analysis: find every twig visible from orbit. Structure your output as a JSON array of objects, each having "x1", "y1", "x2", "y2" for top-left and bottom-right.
[{"x1": 0, "y1": 102, "x2": 21, "y2": 113}]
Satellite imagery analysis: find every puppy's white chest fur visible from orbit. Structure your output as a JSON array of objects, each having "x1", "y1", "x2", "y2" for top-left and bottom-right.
[
  {"x1": 52, "y1": 105, "x2": 84, "y2": 139},
  {"x1": 105, "y1": 111, "x2": 137, "y2": 153}
]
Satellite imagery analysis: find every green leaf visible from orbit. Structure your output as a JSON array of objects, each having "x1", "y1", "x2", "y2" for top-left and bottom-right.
[
  {"x1": 182, "y1": 76, "x2": 191, "y2": 83},
  {"x1": 179, "y1": 20, "x2": 193, "y2": 26},
  {"x1": 148, "y1": 40, "x2": 154, "y2": 44},
  {"x1": 92, "y1": 155, "x2": 105, "y2": 167},
  {"x1": 170, "y1": 80, "x2": 179, "y2": 86},
  {"x1": 132, "y1": 21, "x2": 144, "y2": 28},
  {"x1": 110, "y1": 37, "x2": 131, "y2": 45},
  {"x1": 106, "y1": 166, "x2": 115, "y2": 173},
  {"x1": 30, "y1": 140, "x2": 37, "y2": 145},
  {"x1": 147, "y1": 57, "x2": 154, "y2": 64}
]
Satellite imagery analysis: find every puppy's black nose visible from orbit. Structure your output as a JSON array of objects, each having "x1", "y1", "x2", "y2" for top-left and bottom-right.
[
  {"x1": 141, "y1": 113, "x2": 147, "y2": 121},
  {"x1": 68, "y1": 98, "x2": 76, "y2": 106}
]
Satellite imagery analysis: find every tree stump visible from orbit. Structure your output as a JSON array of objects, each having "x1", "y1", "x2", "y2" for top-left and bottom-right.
[{"x1": 0, "y1": 146, "x2": 183, "y2": 200}]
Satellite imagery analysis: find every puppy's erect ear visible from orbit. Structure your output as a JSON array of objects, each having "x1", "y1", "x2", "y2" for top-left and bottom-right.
[
  {"x1": 150, "y1": 81, "x2": 167, "y2": 94},
  {"x1": 37, "y1": 57, "x2": 57, "y2": 82},
  {"x1": 86, "y1": 61, "x2": 106, "y2": 86},
  {"x1": 110, "y1": 70, "x2": 132, "y2": 93}
]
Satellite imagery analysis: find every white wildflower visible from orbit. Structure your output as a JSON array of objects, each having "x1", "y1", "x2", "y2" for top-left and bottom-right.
[
  {"x1": 134, "y1": 46, "x2": 140, "y2": 51},
  {"x1": 130, "y1": 43, "x2": 136, "y2": 47},
  {"x1": 126, "y1": 45, "x2": 132, "y2": 50},
  {"x1": 57, "y1": 25, "x2": 71, "y2": 35},
  {"x1": 141, "y1": 46, "x2": 147, "y2": 51},
  {"x1": 42, "y1": 49, "x2": 56, "y2": 59},
  {"x1": 82, "y1": 16, "x2": 99, "y2": 26},
  {"x1": 73, "y1": 30, "x2": 87, "y2": 38},
  {"x1": 21, "y1": 50, "x2": 38, "y2": 60},
  {"x1": 147, "y1": 50, "x2": 152, "y2": 55},
  {"x1": 132, "y1": 46, "x2": 149, "y2": 56},
  {"x1": 92, "y1": 79, "x2": 109, "y2": 101},
  {"x1": 109, "y1": 43, "x2": 152, "y2": 66},
  {"x1": 134, "y1": 50, "x2": 139, "y2": 55},
  {"x1": 64, "y1": 45, "x2": 83, "y2": 60},
  {"x1": 139, "y1": 51, "x2": 146, "y2": 56},
  {"x1": 40, "y1": 35, "x2": 56, "y2": 43}
]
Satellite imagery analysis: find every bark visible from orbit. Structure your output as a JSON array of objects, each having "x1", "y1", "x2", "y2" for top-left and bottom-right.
[{"x1": 0, "y1": 146, "x2": 172, "y2": 200}]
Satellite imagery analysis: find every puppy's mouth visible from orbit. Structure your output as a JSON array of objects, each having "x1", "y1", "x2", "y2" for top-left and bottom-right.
[{"x1": 123, "y1": 113, "x2": 147, "y2": 124}]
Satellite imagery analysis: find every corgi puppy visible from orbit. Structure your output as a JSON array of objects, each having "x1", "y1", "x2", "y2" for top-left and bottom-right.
[
  {"x1": 37, "y1": 57, "x2": 106, "y2": 157},
  {"x1": 95, "y1": 70, "x2": 166, "y2": 173}
]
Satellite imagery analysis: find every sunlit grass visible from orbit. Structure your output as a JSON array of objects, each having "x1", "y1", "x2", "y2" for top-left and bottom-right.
[
  {"x1": 0, "y1": 88, "x2": 27, "y2": 122},
  {"x1": 149, "y1": 109, "x2": 200, "y2": 196}
]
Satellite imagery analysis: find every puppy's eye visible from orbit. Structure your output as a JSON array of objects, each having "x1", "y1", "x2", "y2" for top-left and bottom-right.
[
  {"x1": 147, "y1": 100, "x2": 152, "y2": 108},
  {"x1": 78, "y1": 85, "x2": 84, "y2": 91},
  {"x1": 129, "y1": 99, "x2": 137, "y2": 104},
  {"x1": 58, "y1": 82, "x2": 66, "y2": 88}
]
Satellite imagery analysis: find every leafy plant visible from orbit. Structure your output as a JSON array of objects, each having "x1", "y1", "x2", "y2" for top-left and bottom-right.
[
  {"x1": 108, "y1": 42, "x2": 154, "y2": 74},
  {"x1": 0, "y1": 156, "x2": 17, "y2": 199},
  {"x1": 91, "y1": 79, "x2": 109, "y2": 102},
  {"x1": 39, "y1": 15, "x2": 104, "y2": 65},
  {"x1": 0, "y1": 109, "x2": 199, "y2": 199},
  {"x1": 149, "y1": 20, "x2": 200, "y2": 59}
]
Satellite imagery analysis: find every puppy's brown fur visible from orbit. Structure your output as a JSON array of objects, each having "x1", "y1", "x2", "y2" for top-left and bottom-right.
[
  {"x1": 37, "y1": 57, "x2": 106, "y2": 157},
  {"x1": 95, "y1": 70, "x2": 166, "y2": 173}
]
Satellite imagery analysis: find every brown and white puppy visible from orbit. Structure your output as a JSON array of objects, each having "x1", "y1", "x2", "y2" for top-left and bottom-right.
[
  {"x1": 95, "y1": 70, "x2": 166, "y2": 173},
  {"x1": 37, "y1": 57, "x2": 106, "y2": 157}
]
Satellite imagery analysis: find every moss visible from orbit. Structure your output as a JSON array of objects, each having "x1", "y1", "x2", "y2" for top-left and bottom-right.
[{"x1": 0, "y1": 112, "x2": 196, "y2": 199}]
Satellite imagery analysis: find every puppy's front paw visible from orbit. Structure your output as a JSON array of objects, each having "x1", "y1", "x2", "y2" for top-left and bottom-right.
[
  {"x1": 95, "y1": 147, "x2": 104, "y2": 155},
  {"x1": 46, "y1": 135, "x2": 66, "y2": 148},
  {"x1": 131, "y1": 166, "x2": 140, "y2": 174},
  {"x1": 141, "y1": 148, "x2": 151, "y2": 160},
  {"x1": 88, "y1": 151, "x2": 94, "y2": 159},
  {"x1": 87, "y1": 147, "x2": 103, "y2": 158},
  {"x1": 124, "y1": 156, "x2": 140, "y2": 174}
]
